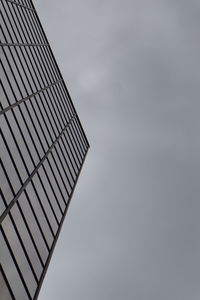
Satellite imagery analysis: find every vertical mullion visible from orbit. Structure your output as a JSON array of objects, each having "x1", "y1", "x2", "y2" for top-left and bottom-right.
[
  {"x1": 3, "y1": 2, "x2": 70, "y2": 208},
  {"x1": 0, "y1": 264, "x2": 15, "y2": 300},
  {"x1": 0, "y1": 227, "x2": 32, "y2": 300},
  {"x1": 0, "y1": 126, "x2": 51, "y2": 252}
]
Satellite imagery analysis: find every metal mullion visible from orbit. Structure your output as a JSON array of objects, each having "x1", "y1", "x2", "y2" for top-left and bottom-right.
[
  {"x1": 0, "y1": 53, "x2": 57, "y2": 240},
  {"x1": 5, "y1": 0, "x2": 34, "y2": 11},
  {"x1": 29, "y1": 3, "x2": 88, "y2": 152},
  {"x1": 0, "y1": 11, "x2": 12, "y2": 45},
  {"x1": 17, "y1": 91, "x2": 67, "y2": 209},
  {"x1": 1, "y1": 128, "x2": 42, "y2": 283},
  {"x1": 0, "y1": 42, "x2": 49, "y2": 47},
  {"x1": 51, "y1": 83, "x2": 87, "y2": 160},
  {"x1": 28, "y1": 9, "x2": 59, "y2": 82},
  {"x1": 67, "y1": 120, "x2": 85, "y2": 160},
  {"x1": 2, "y1": 2, "x2": 83, "y2": 175},
  {"x1": 0, "y1": 188, "x2": 8, "y2": 213},
  {"x1": 73, "y1": 117, "x2": 88, "y2": 150},
  {"x1": 15, "y1": 0, "x2": 39, "y2": 45},
  {"x1": 65, "y1": 123, "x2": 82, "y2": 166},
  {"x1": 52, "y1": 76, "x2": 74, "y2": 119},
  {"x1": 0, "y1": 124, "x2": 52, "y2": 252},
  {"x1": 1, "y1": 2, "x2": 32, "y2": 94},
  {"x1": 0, "y1": 156, "x2": 50, "y2": 255},
  {"x1": 33, "y1": 146, "x2": 89, "y2": 300},
  {"x1": 31, "y1": 0, "x2": 89, "y2": 151},
  {"x1": 1, "y1": 54, "x2": 64, "y2": 221},
  {"x1": 2, "y1": 0, "x2": 41, "y2": 92},
  {"x1": 39, "y1": 164, "x2": 64, "y2": 215},
  {"x1": 20, "y1": 0, "x2": 31, "y2": 8},
  {"x1": 0, "y1": 158, "x2": 18, "y2": 219},
  {"x1": 0, "y1": 80, "x2": 63, "y2": 116},
  {"x1": 18, "y1": 58, "x2": 74, "y2": 198},
  {"x1": 36, "y1": 173, "x2": 60, "y2": 227},
  {"x1": 0, "y1": 115, "x2": 75, "y2": 226},
  {"x1": 23, "y1": 7, "x2": 58, "y2": 84},
  {"x1": 70, "y1": 121, "x2": 86, "y2": 158},
  {"x1": 6, "y1": 110, "x2": 57, "y2": 239},
  {"x1": 1, "y1": 192, "x2": 39, "y2": 284},
  {"x1": 48, "y1": 85, "x2": 85, "y2": 162},
  {"x1": 0, "y1": 227, "x2": 32, "y2": 300},
  {"x1": 0, "y1": 52, "x2": 22, "y2": 105},
  {"x1": 55, "y1": 140, "x2": 75, "y2": 188},
  {"x1": 51, "y1": 83, "x2": 71, "y2": 122},
  {"x1": 0, "y1": 124, "x2": 50, "y2": 253},
  {"x1": 59, "y1": 81, "x2": 89, "y2": 148},
  {"x1": 57, "y1": 131, "x2": 78, "y2": 179},
  {"x1": 51, "y1": 83, "x2": 86, "y2": 159},
  {"x1": 60, "y1": 133, "x2": 78, "y2": 178},
  {"x1": 62, "y1": 128, "x2": 80, "y2": 174},
  {"x1": 28, "y1": 92, "x2": 71, "y2": 199},
  {"x1": 41, "y1": 102, "x2": 74, "y2": 192},
  {"x1": 23, "y1": 189, "x2": 50, "y2": 253},
  {"x1": 46, "y1": 155, "x2": 68, "y2": 205},
  {"x1": 2, "y1": 35, "x2": 70, "y2": 207},
  {"x1": 12, "y1": 5, "x2": 65, "y2": 137},
  {"x1": 3, "y1": 2, "x2": 54, "y2": 150},
  {"x1": 40, "y1": 88, "x2": 78, "y2": 184},
  {"x1": 0, "y1": 264, "x2": 15, "y2": 300},
  {"x1": 30, "y1": 179, "x2": 56, "y2": 240},
  {"x1": 44, "y1": 85, "x2": 82, "y2": 168},
  {"x1": 67, "y1": 103, "x2": 87, "y2": 153},
  {"x1": 45, "y1": 85, "x2": 78, "y2": 173},
  {"x1": 39, "y1": 86, "x2": 76, "y2": 186},
  {"x1": 26, "y1": 5, "x2": 46, "y2": 45},
  {"x1": 0, "y1": 175, "x2": 44, "y2": 269},
  {"x1": 61, "y1": 81, "x2": 90, "y2": 147},
  {"x1": 14, "y1": 1, "x2": 54, "y2": 87},
  {"x1": 50, "y1": 147, "x2": 72, "y2": 197},
  {"x1": 29, "y1": 8, "x2": 61, "y2": 82},
  {"x1": 9, "y1": 94, "x2": 61, "y2": 228},
  {"x1": 19, "y1": 12, "x2": 64, "y2": 134},
  {"x1": 71, "y1": 118, "x2": 87, "y2": 154},
  {"x1": 27, "y1": 95, "x2": 70, "y2": 202},
  {"x1": 7, "y1": 3, "x2": 49, "y2": 90},
  {"x1": 56, "y1": 83, "x2": 88, "y2": 152}
]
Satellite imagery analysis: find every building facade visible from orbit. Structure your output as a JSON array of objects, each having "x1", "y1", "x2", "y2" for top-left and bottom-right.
[{"x1": 0, "y1": 0, "x2": 89, "y2": 299}]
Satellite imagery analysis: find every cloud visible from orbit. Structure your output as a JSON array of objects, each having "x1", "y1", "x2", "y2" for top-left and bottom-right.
[{"x1": 35, "y1": 1, "x2": 200, "y2": 299}]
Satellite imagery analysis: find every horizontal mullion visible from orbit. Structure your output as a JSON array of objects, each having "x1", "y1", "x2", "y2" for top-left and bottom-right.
[
  {"x1": 0, "y1": 114, "x2": 77, "y2": 225},
  {"x1": 0, "y1": 42, "x2": 49, "y2": 47},
  {"x1": 4, "y1": 0, "x2": 35, "y2": 11},
  {"x1": 33, "y1": 146, "x2": 89, "y2": 300},
  {"x1": 0, "y1": 79, "x2": 64, "y2": 115}
]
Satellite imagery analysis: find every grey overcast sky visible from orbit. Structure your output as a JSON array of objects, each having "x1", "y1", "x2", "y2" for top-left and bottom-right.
[{"x1": 34, "y1": 1, "x2": 200, "y2": 299}]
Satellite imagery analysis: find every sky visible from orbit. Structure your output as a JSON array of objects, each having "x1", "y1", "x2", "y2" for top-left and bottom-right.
[{"x1": 34, "y1": 1, "x2": 200, "y2": 299}]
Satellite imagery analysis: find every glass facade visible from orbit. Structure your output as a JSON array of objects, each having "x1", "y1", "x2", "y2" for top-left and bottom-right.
[{"x1": 0, "y1": 0, "x2": 89, "y2": 299}]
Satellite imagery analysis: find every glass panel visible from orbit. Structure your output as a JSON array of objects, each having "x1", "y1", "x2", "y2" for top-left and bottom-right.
[
  {"x1": 25, "y1": 183, "x2": 54, "y2": 247},
  {"x1": 43, "y1": 159, "x2": 65, "y2": 212},
  {"x1": 18, "y1": 192, "x2": 49, "y2": 264},
  {"x1": 0, "y1": 267, "x2": 14, "y2": 300},
  {"x1": 32, "y1": 175, "x2": 58, "y2": 234},
  {"x1": 10, "y1": 204, "x2": 43, "y2": 279},
  {"x1": 0, "y1": 231, "x2": 29, "y2": 300},
  {"x1": 0, "y1": 132, "x2": 21, "y2": 196},
  {"x1": 0, "y1": 160, "x2": 13, "y2": 207},
  {"x1": 2, "y1": 215, "x2": 37, "y2": 297},
  {"x1": 38, "y1": 167, "x2": 62, "y2": 222}
]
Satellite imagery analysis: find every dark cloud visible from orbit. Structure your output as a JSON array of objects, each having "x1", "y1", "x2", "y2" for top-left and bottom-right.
[{"x1": 35, "y1": 0, "x2": 200, "y2": 299}]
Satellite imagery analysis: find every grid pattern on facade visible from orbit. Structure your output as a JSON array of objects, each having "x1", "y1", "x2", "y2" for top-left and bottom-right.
[{"x1": 0, "y1": 0, "x2": 89, "y2": 299}]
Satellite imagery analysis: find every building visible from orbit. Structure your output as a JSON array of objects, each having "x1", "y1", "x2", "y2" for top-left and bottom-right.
[{"x1": 0, "y1": 0, "x2": 89, "y2": 299}]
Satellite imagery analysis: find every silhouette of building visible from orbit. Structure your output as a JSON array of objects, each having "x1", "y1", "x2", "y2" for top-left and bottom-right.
[{"x1": 0, "y1": 1, "x2": 89, "y2": 299}]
